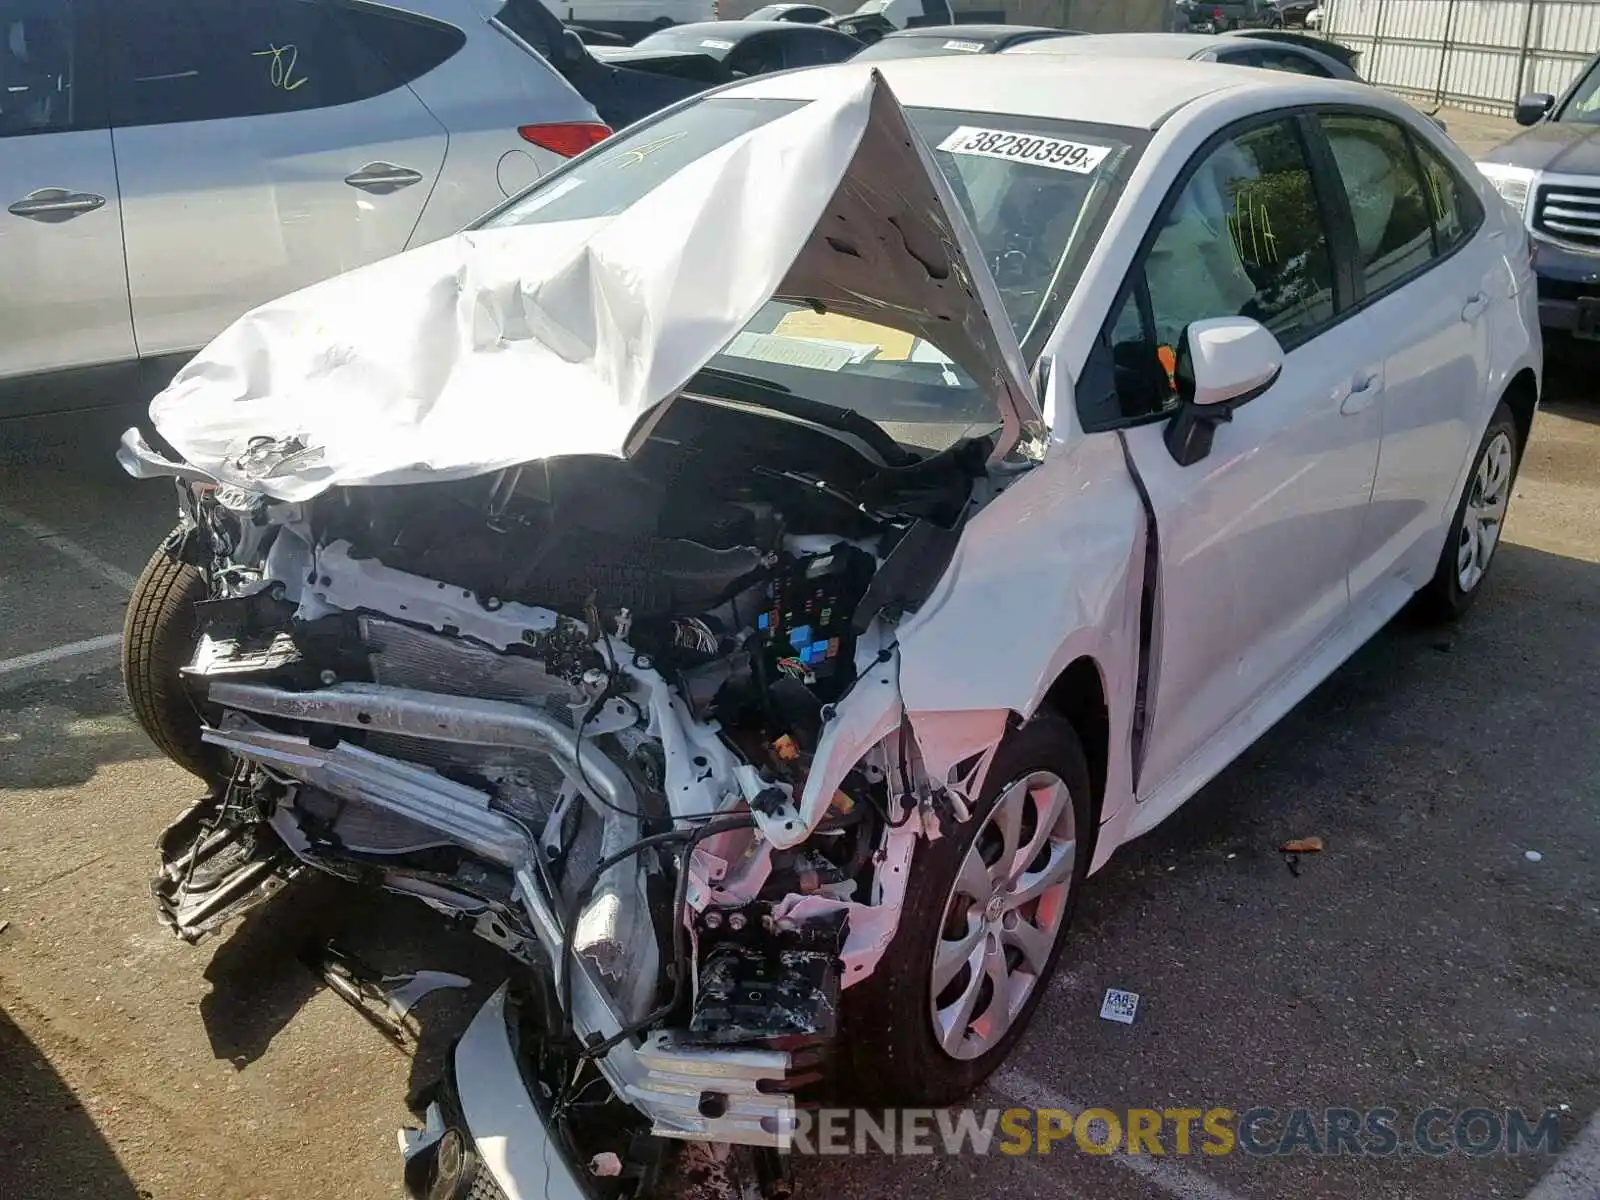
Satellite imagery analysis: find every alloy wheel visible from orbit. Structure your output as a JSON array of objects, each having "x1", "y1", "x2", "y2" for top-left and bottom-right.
[
  {"x1": 929, "y1": 770, "x2": 1077, "y2": 1061},
  {"x1": 1457, "y1": 430, "x2": 1514, "y2": 593}
]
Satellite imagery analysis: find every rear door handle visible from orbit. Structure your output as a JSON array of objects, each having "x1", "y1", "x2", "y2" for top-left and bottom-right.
[
  {"x1": 1339, "y1": 370, "x2": 1381, "y2": 416},
  {"x1": 7, "y1": 188, "x2": 107, "y2": 223},
  {"x1": 343, "y1": 162, "x2": 424, "y2": 195},
  {"x1": 1461, "y1": 291, "x2": 1490, "y2": 323}
]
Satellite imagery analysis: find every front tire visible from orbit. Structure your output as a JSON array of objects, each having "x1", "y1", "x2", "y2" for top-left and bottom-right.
[
  {"x1": 123, "y1": 525, "x2": 225, "y2": 786},
  {"x1": 842, "y1": 714, "x2": 1092, "y2": 1106},
  {"x1": 1414, "y1": 401, "x2": 1520, "y2": 622}
]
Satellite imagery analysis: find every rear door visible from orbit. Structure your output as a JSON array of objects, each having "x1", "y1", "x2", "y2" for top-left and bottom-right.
[
  {"x1": 0, "y1": 0, "x2": 135, "y2": 405},
  {"x1": 106, "y1": 0, "x2": 458, "y2": 358},
  {"x1": 1312, "y1": 111, "x2": 1494, "y2": 599}
]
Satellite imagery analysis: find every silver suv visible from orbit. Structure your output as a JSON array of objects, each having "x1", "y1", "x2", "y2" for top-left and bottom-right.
[{"x1": 1, "y1": 0, "x2": 608, "y2": 418}]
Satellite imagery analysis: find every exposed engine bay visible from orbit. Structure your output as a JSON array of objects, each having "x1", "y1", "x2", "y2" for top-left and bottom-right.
[{"x1": 149, "y1": 389, "x2": 1003, "y2": 1195}]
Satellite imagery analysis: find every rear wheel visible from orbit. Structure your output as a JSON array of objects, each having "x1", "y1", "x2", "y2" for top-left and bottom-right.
[
  {"x1": 123, "y1": 525, "x2": 225, "y2": 786},
  {"x1": 1414, "y1": 402, "x2": 1519, "y2": 622},
  {"x1": 842, "y1": 715, "x2": 1091, "y2": 1105}
]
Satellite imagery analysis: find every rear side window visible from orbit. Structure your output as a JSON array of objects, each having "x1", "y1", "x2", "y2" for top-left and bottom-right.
[
  {"x1": 0, "y1": 0, "x2": 100, "y2": 135},
  {"x1": 494, "y1": 0, "x2": 561, "y2": 57},
  {"x1": 1255, "y1": 48, "x2": 1331, "y2": 77},
  {"x1": 1318, "y1": 113, "x2": 1434, "y2": 295},
  {"x1": 106, "y1": 0, "x2": 463, "y2": 128},
  {"x1": 1416, "y1": 139, "x2": 1482, "y2": 254}
]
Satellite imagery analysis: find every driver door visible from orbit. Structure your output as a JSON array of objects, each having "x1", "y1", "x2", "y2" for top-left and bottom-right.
[{"x1": 1106, "y1": 114, "x2": 1384, "y2": 801}]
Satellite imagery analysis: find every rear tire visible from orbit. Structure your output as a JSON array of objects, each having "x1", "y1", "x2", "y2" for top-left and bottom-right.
[
  {"x1": 123, "y1": 525, "x2": 225, "y2": 786},
  {"x1": 841, "y1": 715, "x2": 1092, "y2": 1106},
  {"x1": 1414, "y1": 401, "x2": 1520, "y2": 622}
]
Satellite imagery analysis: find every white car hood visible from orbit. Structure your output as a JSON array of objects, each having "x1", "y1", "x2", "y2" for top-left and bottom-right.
[{"x1": 143, "y1": 71, "x2": 1044, "y2": 502}]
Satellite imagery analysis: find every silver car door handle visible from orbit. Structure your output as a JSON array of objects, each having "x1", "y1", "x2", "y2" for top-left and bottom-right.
[
  {"x1": 1339, "y1": 370, "x2": 1381, "y2": 416},
  {"x1": 7, "y1": 188, "x2": 107, "y2": 223},
  {"x1": 1461, "y1": 291, "x2": 1490, "y2": 323},
  {"x1": 343, "y1": 162, "x2": 424, "y2": 195}
]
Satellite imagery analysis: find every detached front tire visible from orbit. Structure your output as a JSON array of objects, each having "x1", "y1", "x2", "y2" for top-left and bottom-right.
[
  {"x1": 1415, "y1": 401, "x2": 1520, "y2": 622},
  {"x1": 842, "y1": 714, "x2": 1092, "y2": 1106},
  {"x1": 123, "y1": 525, "x2": 224, "y2": 786}
]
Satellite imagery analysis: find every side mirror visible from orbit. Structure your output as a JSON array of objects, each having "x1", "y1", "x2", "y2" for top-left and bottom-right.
[
  {"x1": 559, "y1": 28, "x2": 588, "y2": 63},
  {"x1": 1515, "y1": 92, "x2": 1555, "y2": 126},
  {"x1": 1163, "y1": 317, "x2": 1283, "y2": 467}
]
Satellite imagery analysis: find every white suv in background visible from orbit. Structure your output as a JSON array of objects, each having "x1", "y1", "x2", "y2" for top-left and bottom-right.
[{"x1": 1, "y1": 0, "x2": 608, "y2": 420}]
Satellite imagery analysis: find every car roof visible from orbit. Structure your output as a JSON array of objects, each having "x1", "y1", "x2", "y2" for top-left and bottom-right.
[
  {"x1": 720, "y1": 52, "x2": 1357, "y2": 129},
  {"x1": 1005, "y1": 32, "x2": 1223, "y2": 59}
]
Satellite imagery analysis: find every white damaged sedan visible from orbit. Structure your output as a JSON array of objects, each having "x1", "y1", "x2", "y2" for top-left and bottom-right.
[{"x1": 117, "y1": 54, "x2": 1539, "y2": 1200}]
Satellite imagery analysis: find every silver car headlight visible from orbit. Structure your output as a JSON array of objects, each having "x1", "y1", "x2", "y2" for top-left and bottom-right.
[{"x1": 1476, "y1": 163, "x2": 1537, "y2": 215}]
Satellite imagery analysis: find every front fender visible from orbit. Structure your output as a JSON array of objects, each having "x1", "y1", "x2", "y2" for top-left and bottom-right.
[{"x1": 897, "y1": 431, "x2": 1146, "y2": 847}]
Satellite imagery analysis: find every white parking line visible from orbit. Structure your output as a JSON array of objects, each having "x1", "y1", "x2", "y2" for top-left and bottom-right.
[
  {"x1": 994, "y1": 1068, "x2": 1249, "y2": 1200},
  {"x1": 0, "y1": 634, "x2": 123, "y2": 677},
  {"x1": 1525, "y1": 1110, "x2": 1600, "y2": 1200},
  {"x1": 0, "y1": 502, "x2": 138, "y2": 593}
]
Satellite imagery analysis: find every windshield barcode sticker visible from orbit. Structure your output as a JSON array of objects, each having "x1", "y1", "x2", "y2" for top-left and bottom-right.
[
  {"x1": 937, "y1": 126, "x2": 1111, "y2": 174},
  {"x1": 942, "y1": 38, "x2": 985, "y2": 51}
]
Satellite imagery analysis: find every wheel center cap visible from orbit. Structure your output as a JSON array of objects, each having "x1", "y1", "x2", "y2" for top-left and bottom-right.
[{"x1": 983, "y1": 893, "x2": 1006, "y2": 923}]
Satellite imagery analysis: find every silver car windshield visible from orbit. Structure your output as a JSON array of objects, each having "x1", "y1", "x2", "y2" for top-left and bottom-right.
[{"x1": 482, "y1": 97, "x2": 1144, "y2": 448}]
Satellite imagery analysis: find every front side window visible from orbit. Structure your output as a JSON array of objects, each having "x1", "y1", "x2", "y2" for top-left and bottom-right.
[
  {"x1": 1319, "y1": 113, "x2": 1434, "y2": 295},
  {"x1": 106, "y1": 0, "x2": 460, "y2": 128},
  {"x1": 1095, "y1": 117, "x2": 1335, "y2": 423},
  {"x1": 1145, "y1": 118, "x2": 1333, "y2": 349},
  {"x1": 1558, "y1": 58, "x2": 1600, "y2": 123},
  {"x1": 483, "y1": 98, "x2": 1145, "y2": 448},
  {"x1": 0, "y1": 0, "x2": 82, "y2": 135}
]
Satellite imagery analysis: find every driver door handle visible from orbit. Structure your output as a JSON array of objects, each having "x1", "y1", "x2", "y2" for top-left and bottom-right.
[
  {"x1": 1339, "y1": 370, "x2": 1381, "y2": 416},
  {"x1": 8, "y1": 188, "x2": 107, "y2": 223},
  {"x1": 343, "y1": 162, "x2": 424, "y2": 195},
  {"x1": 1461, "y1": 291, "x2": 1490, "y2": 323}
]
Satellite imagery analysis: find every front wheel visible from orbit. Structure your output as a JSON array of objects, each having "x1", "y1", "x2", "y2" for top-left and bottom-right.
[
  {"x1": 123, "y1": 525, "x2": 226, "y2": 786},
  {"x1": 842, "y1": 715, "x2": 1092, "y2": 1106},
  {"x1": 1414, "y1": 401, "x2": 1520, "y2": 622}
]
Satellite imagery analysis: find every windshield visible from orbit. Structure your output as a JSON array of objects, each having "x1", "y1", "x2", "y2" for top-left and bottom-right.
[
  {"x1": 1559, "y1": 59, "x2": 1600, "y2": 123},
  {"x1": 851, "y1": 35, "x2": 986, "y2": 61},
  {"x1": 632, "y1": 27, "x2": 739, "y2": 56},
  {"x1": 481, "y1": 96, "x2": 1143, "y2": 448}
]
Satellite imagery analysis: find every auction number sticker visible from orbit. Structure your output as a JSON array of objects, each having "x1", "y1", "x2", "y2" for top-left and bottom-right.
[
  {"x1": 937, "y1": 125, "x2": 1111, "y2": 174},
  {"x1": 941, "y1": 38, "x2": 985, "y2": 51}
]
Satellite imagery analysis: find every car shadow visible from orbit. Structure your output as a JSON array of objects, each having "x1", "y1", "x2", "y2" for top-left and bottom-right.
[
  {"x1": 197, "y1": 874, "x2": 511, "y2": 1107},
  {"x1": 0, "y1": 1004, "x2": 143, "y2": 1200}
]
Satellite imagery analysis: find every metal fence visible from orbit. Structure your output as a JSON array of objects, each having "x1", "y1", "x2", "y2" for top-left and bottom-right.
[{"x1": 1324, "y1": 0, "x2": 1598, "y2": 115}]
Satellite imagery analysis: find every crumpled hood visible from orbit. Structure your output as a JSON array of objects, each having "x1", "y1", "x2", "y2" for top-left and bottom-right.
[{"x1": 141, "y1": 71, "x2": 1043, "y2": 502}]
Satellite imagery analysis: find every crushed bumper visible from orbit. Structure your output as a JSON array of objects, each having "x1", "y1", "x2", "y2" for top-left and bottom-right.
[
  {"x1": 405, "y1": 981, "x2": 805, "y2": 1200},
  {"x1": 450, "y1": 985, "x2": 591, "y2": 1200}
]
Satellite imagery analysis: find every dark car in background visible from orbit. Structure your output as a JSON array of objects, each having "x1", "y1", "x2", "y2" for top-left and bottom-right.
[
  {"x1": 850, "y1": 23, "x2": 1081, "y2": 61},
  {"x1": 1478, "y1": 51, "x2": 1600, "y2": 339},
  {"x1": 590, "y1": 20, "x2": 864, "y2": 82},
  {"x1": 821, "y1": 0, "x2": 952, "y2": 45},
  {"x1": 494, "y1": 0, "x2": 706, "y2": 128},
  {"x1": 1009, "y1": 30, "x2": 1361, "y2": 81}
]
